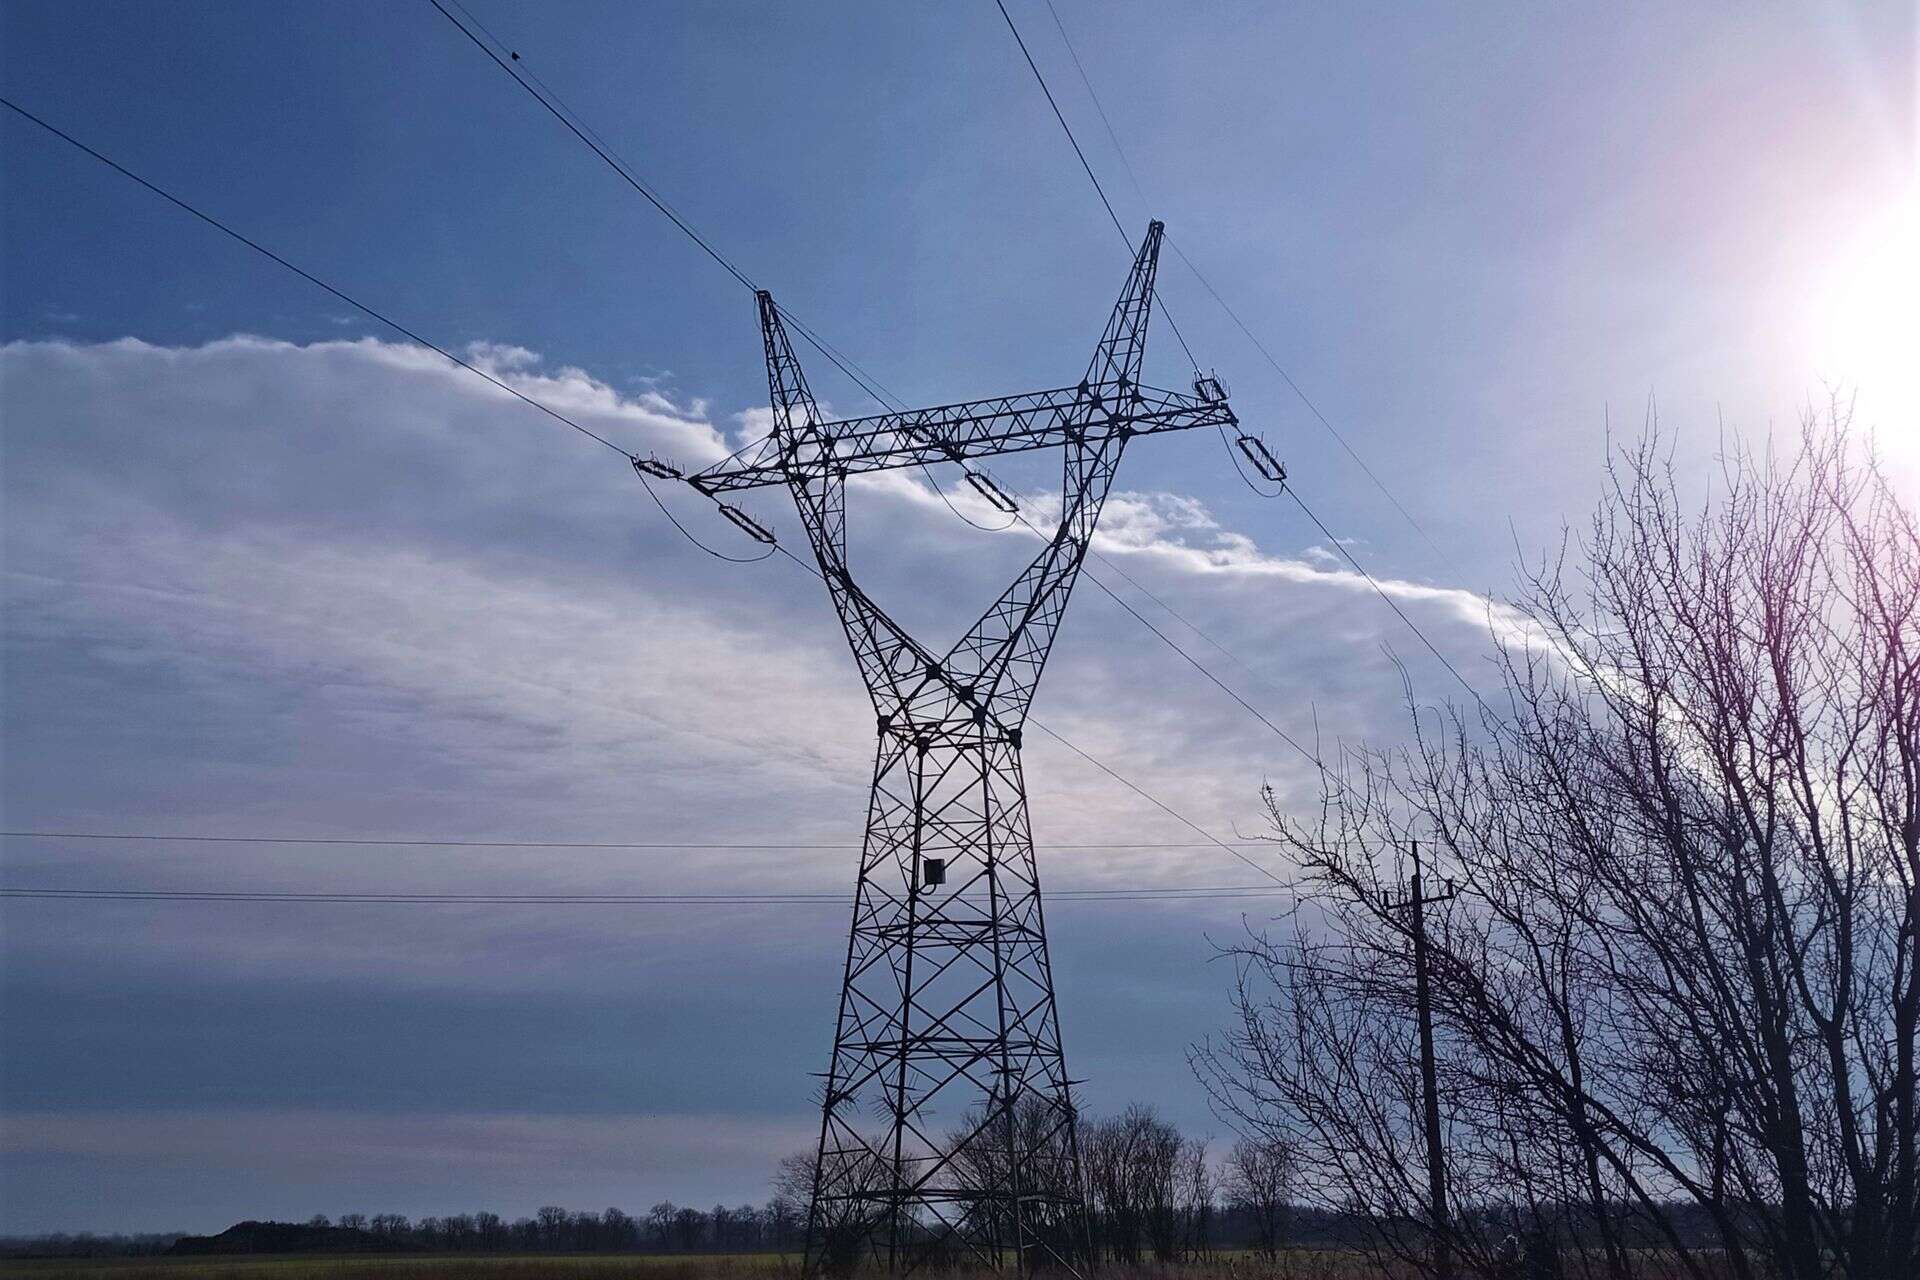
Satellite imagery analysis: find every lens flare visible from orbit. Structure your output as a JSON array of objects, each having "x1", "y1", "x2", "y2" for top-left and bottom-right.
[{"x1": 1815, "y1": 192, "x2": 1919, "y2": 461}]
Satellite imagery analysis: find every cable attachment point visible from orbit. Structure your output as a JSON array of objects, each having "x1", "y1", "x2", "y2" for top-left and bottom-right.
[
  {"x1": 631, "y1": 454, "x2": 684, "y2": 481},
  {"x1": 1236, "y1": 435, "x2": 1287, "y2": 487},
  {"x1": 1193, "y1": 371, "x2": 1230, "y2": 404},
  {"x1": 963, "y1": 470, "x2": 1019, "y2": 515},
  {"x1": 716, "y1": 504, "x2": 777, "y2": 545}
]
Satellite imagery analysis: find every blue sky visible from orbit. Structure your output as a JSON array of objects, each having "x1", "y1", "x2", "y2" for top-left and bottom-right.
[{"x1": 3, "y1": 0, "x2": 1915, "y2": 1234}]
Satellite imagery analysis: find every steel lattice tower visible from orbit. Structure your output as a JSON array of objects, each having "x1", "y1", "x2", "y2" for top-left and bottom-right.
[{"x1": 690, "y1": 222, "x2": 1237, "y2": 1276}]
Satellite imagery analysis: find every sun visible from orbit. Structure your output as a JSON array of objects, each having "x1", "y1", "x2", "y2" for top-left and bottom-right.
[{"x1": 1814, "y1": 190, "x2": 1920, "y2": 459}]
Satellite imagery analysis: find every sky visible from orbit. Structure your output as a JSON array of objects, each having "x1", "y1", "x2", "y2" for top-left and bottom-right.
[{"x1": 2, "y1": 0, "x2": 1916, "y2": 1236}]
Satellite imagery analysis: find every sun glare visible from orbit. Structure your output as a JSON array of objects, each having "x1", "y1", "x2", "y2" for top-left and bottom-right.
[{"x1": 1815, "y1": 191, "x2": 1920, "y2": 461}]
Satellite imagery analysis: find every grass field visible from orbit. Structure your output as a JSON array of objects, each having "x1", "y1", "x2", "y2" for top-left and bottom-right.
[
  {"x1": 0, "y1": 1256, "x2": 1418, "y2": 1280},
  {"x1": 0, "y1": 1254, "x2": 797, "y2": 1280},
  {"x1": 0, "y1": 1256, "x2": 1407, "y2": 1280}
]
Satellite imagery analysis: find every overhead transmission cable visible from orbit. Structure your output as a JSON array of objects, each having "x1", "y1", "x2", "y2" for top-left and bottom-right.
[
  {"x1": 0, "y1": 94, "x2": 773, "y2": 566},
  {"x1": 428, "y1": 0, "x2": 1019, "y2": 537},
  {"x1": 1, "y1": 885, "x2": 1291, "y2": 907},
  {"x1": 0, "y1": 830, "x2": 1275, "y2": 852},
  {"x1": 7, "y1": 47, "x2": 1328, "y2": 882},
  {"x1": 990, "y1": 0, "x2": 1201, "y2": 375},
  {"x1": 432, "y1": 0, "x2": 1346, "y2": 773},
  {"x1": 3, "y1": 91, "x2": 1272, "y2": 876},
  {"x1": 997, "y1": 0, "x2": 1491, "y2": 710},
  {"x1": 0, "y1": 97, "x2": 630, "y2": 460},
  {"x1": 436, "y1": 0, "x2": 978, "y2": 550},
  {"x1": 5, "y1": 97, "x2": 1280, "y2": 884},
  {"x1": 1031, "y1": 0, "x2": 1457, "y2": 573}
]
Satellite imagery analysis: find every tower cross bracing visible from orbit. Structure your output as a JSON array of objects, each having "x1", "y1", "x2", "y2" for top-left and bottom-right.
[{"x1": 691, "y1": 222, "x2": 1237, "y2": 1276}]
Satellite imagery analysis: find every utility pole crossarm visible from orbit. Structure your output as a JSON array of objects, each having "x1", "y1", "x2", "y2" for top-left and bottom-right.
[{"x1": 688, "y1": 382, "x2": 1235, "y2": 495}]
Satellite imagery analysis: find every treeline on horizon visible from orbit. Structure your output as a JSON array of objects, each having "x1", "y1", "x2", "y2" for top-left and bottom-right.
[{"x1": 3, "y1": 1104, "x2": 1735, "y2": 1262}]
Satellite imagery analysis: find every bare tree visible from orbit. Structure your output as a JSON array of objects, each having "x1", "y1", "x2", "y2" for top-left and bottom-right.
[
  {"x1": 646, "y1": 1202, "x2": 677, "y2": 1251},
  {"x1": 1082, "y1": 1103, "x2": 1209, "y2": 1264},
  {"x1": 1222, "y1": 1135, "x2": 1294, "y2": 1257},
  {"x1": 1197, "y1": 416, "x2": 1919, "y2": 1279},
  {"x1": 776, "y1": 1145, "x2": 891, "y2": 1275}
]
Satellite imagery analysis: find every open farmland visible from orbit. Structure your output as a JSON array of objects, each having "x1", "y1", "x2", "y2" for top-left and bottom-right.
[{"x1": 0, "y1": 1254, "x2": 793, "y2": 1280}]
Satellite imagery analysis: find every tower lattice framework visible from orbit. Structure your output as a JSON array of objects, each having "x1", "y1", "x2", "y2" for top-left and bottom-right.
[{"x1": 691, "y1": 222, "x2": 1237, "y2": 1276}]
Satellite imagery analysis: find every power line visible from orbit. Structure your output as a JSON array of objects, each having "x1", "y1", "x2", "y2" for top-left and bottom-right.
[
  {"x1": 428, "y1": 0, "x2": 757, "y2": 294},
  {"x1": 0, "y1": 830, "x2": 1275, "y2": 851},
  {"x1": 1167, "y1": 236, "x2": 1457, "y2": 571},
  {"x1": 994, "y1": 0, "x2": 1125, "y2": 246},
  {"x1": 1040, "y1": 0, "x2": 1150, "y2": 210},
  {"x1": 428, "y1": 1, "x2": 1038, "y2": 546},
  {"x1": 0, "y1": 91, "x2": 786, "y2": 568},
  {"x1": 995, "y1": 1, "x2": 1489, "y2": 710},
  {"x1": 1027, "y1": 720, "x2": 1288, "y2": 888},
  {"x1": 1029, "y1": 0, "x2": 1457, "y2": 571},
  {"x1": 1287, "y1": 489, "x2": 1487, "y2": 708},
  {"x1": 429, "y1": 0, "x2": 910, "y2": 420},
  {"x1": 989, "y1": 0, "x2": 1199, "y2": 374},
  {"x1": 7, "y1": 63, "x2": 1306, "y2": 895},
  {"x1": 0, "y1": 95, "x2": 634, "y2": 459},
  {"x1": 1, "y1": 885, "x2": 1288, "y2": 906},
  {"x1": 1009, "y1": 514, "x2": 1322, "y2": 771},
  {"x1": 425, "y1": 2, "x2": 1350, "y2": 795}
]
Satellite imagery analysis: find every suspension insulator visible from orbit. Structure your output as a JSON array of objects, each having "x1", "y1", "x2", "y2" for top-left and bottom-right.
[
  {"x1": 1236, "y1": 435, "x2": 1287, "y2": 486},
  {"x1": 716, "y1": 504, "x2": 777, "y2": 545},
  {"x1": 631, "y1": 454, "x2": 684, "y2": 481},
  {"x1": 963, "y1": 470, "x2": 1020, "y2": 515}
]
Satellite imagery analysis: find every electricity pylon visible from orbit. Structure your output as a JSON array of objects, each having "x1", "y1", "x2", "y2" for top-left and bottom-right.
[{"x1": 691, "y1": 222, "x2": 1238, "y2": 1276}]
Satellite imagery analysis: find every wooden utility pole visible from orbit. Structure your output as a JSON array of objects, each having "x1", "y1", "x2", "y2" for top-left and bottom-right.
[{"x1": 1384, "y1": 840, "x2": 1457, "y2": 1280}]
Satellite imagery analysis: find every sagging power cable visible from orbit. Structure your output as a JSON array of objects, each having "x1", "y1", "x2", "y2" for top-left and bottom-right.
[
  {"x1": 1028, "y1": 0, "x2": 1459, "y2": 573},
  {"x1": 429, "y1": 0, "x2": 1026, "y2": 539},
  {"x1": 997, "y1": 0, "x2": 1490, "y2": 710},
  {"x1": 427, "y1": 0, "x2": 1349, "y2": 769},
  {"x1": 0, "y1": 93, "x2": 778, "y2": 567},
  {"x1": 7, "y1": 58, "x2": 1320, "y2": 887}
]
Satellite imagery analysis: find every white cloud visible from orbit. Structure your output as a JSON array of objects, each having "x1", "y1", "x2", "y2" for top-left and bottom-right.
[{"x1": 0, "y1": 335, "x2": 1520, "y2": 1212}]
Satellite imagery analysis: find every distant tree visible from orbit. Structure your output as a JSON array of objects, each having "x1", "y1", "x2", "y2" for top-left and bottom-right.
[
  {"x1": 1179, "y1": 1138, "x2": 1215, "y2": 1259},
  {"x1": 1221, "y1": 1135, "x2": 1293, "y2": 1257},
  {"x1": 338, "y1": 1213, "x2": 367, "y2": 1232},
  {"x1": 734, "y1": 1203, "x2": 762, "y2": 1250},
  {"x1": 774, "y1": 1146, "x2": 891, "y2": 1275},
  {"x1": 647, "y1": 1202, "x2": 677, "y2": 1251},
  {"x1": 1084, "y1": 1103, "x2": 1193, "y2": 1264},
  {"x1": 368, "y1": 1214, "x2": 409, "y2": 1238},
  {"x1": 764, "y1": 1192, "x2": 802, "y2": 1252},
  {"x1": 671, "y1": 1205, "x2": 707, "y2": 1251},
  {"x1": 534, "y1": 1206, "x2": 569, "y2": 1251},
  {"x1": 473, "y1": 1211, "x2": 505, "y2": 1250},
  {"x1": 601, "y1": 1207, "x2": 639, "y2": 1250},
  {"x1": 305, "y1": 1214, "x2": 331, "y2": 1230}
]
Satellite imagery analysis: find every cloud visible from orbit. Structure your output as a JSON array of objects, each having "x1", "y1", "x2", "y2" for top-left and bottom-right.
[
  {"x1": 1, "y1": 331, "x2": 1518, "y2": 931},
  {"x1": 0, "y1": 334, "x2": 1516, "y2": 1228}
]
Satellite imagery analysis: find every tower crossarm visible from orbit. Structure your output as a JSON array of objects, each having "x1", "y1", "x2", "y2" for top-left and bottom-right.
[{"x1": 687, "y1": 382, "x2": 1234, "y2": 496}]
